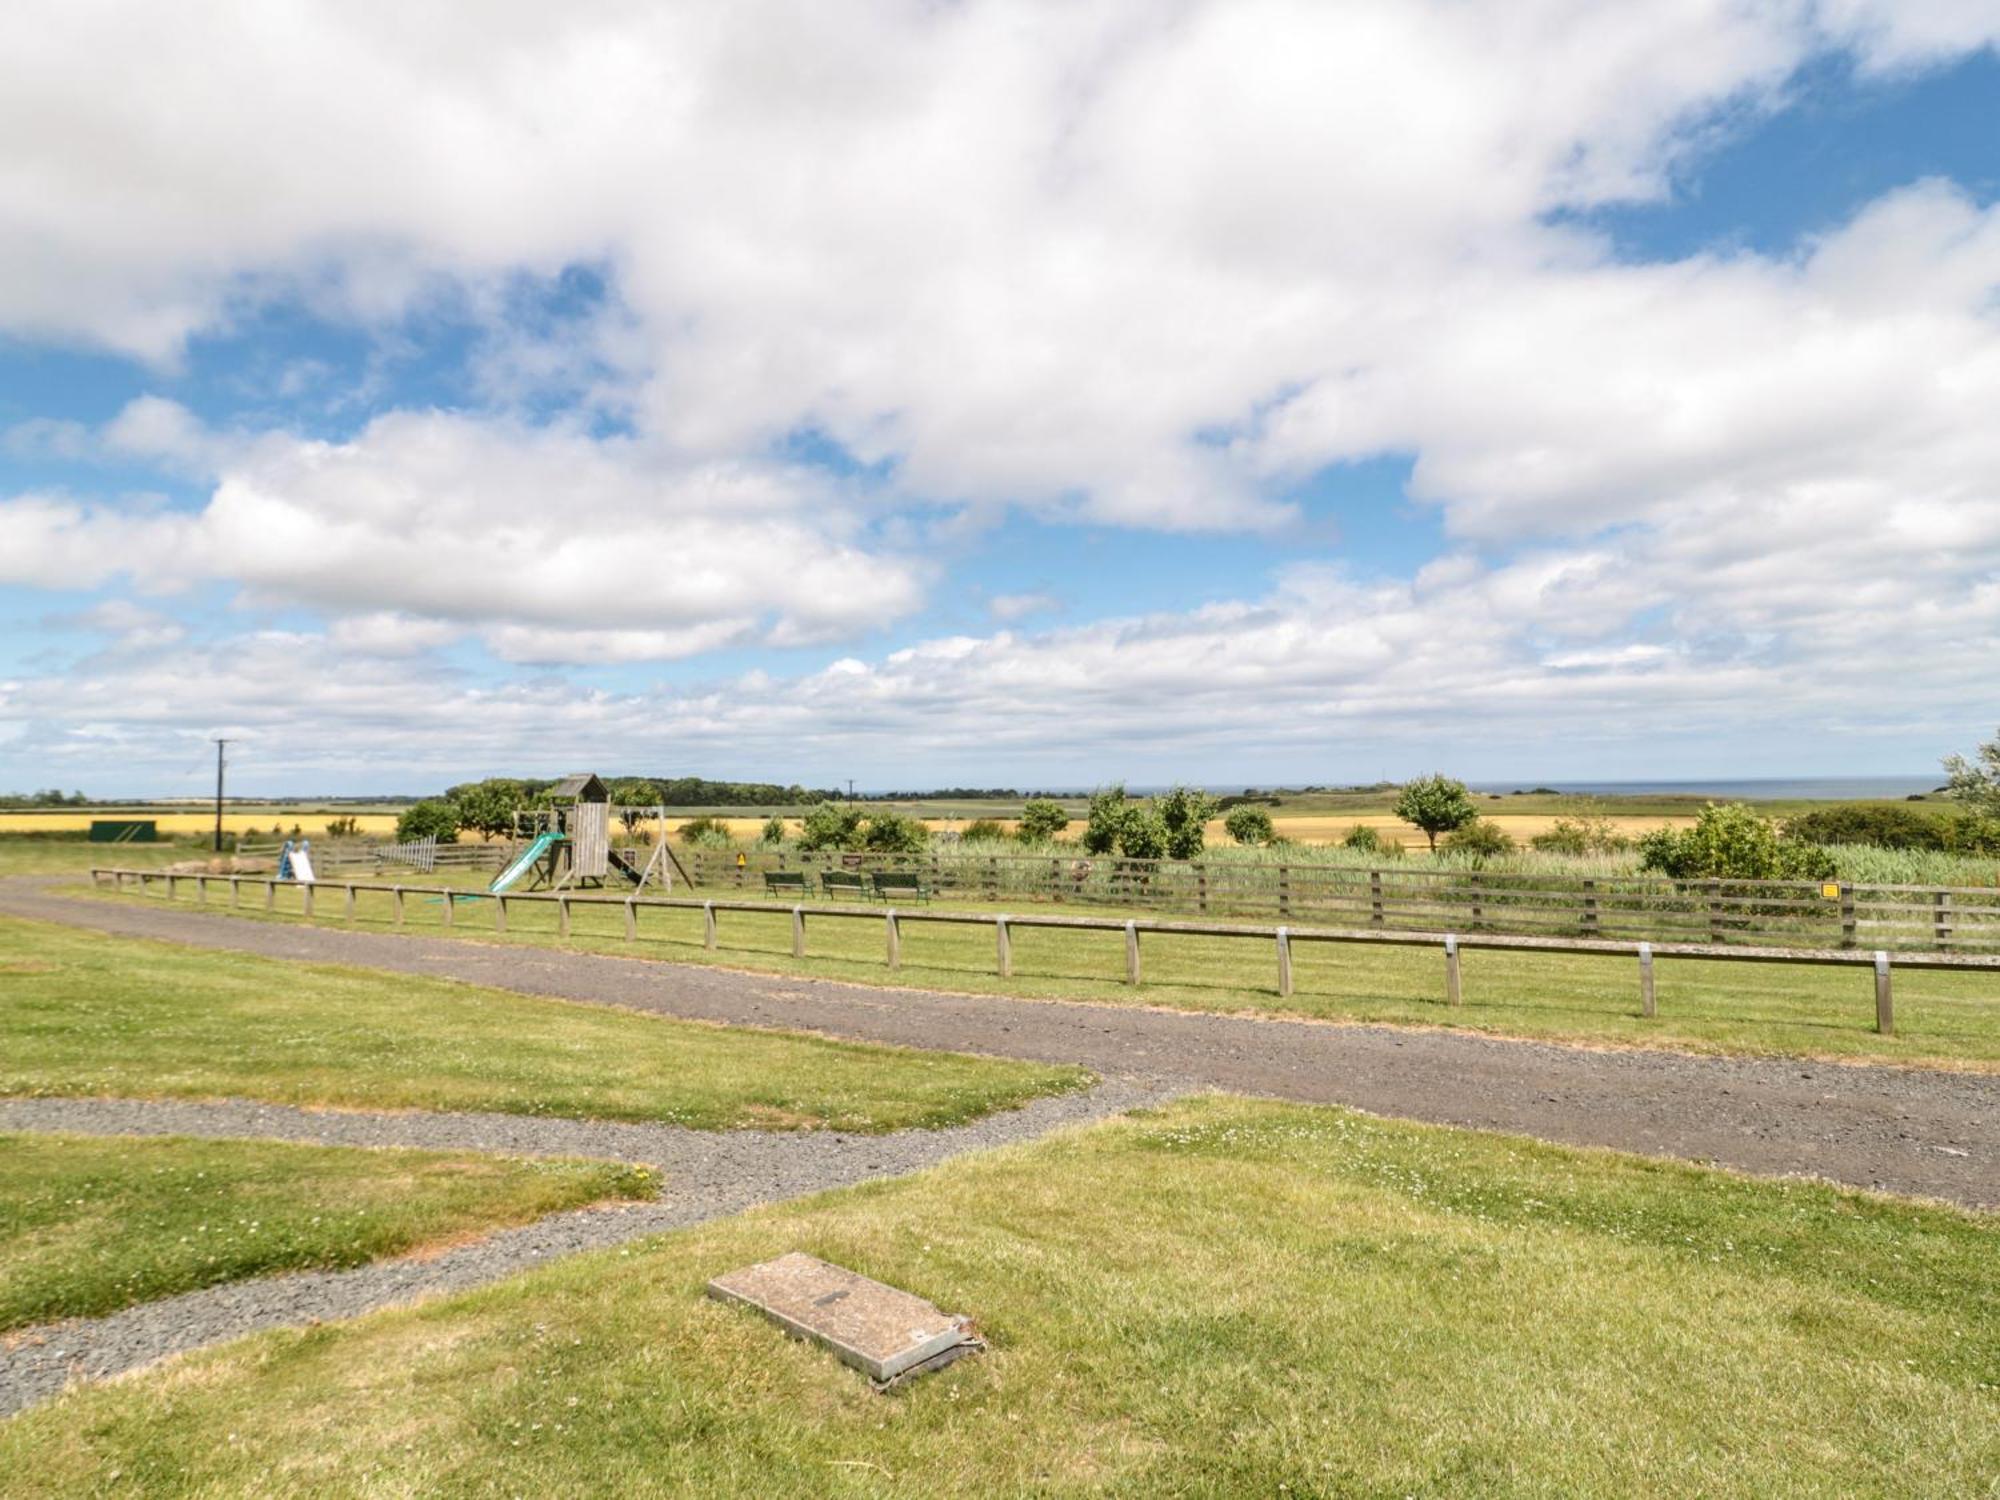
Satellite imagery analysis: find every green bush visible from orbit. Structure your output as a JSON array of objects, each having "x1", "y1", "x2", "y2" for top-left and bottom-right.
[
  {"x1": 862, "y1": 811, "x2": 929, "y2": 854},
  {"x1": 1638, "y1": 803, "x2": 1836, "y2": 882},
  {"x1": 676, "y1": 815, "x2": 735, "y2": 850},
  {"x1": 1082, "y1": 786, "x2": 1133, "y2": 855},
  {"x1": 324, "y1": 816, "x2": 361, "y2": 838},
  {"x1": 1442, "y1": 819, "x2": 1514, "y2": 860},
  {"x1": 1156, "y1": 785, "x2": 1218, "y2": 860},
  {"x1": 1117, "y1": 807, "x2": 1168, "y2": 861},
  {"x1": 1224, "y1": 806, "x2": 1276, "y2": 846},
  {"x1": 395, "y1": 800, "x2": 460, "y2": 844},
  {"x1": 961, "y1": 819, "x2": 1007, "y2": 841},
  {"x1": 1341, "y1": 823, "x2": 1390, "y2": 854},
  {"x1": 1530, "y1": 816, "x2": 1630, "y2": 855},
  {"x1": 1394, "y1": 774, "x2": 1478, "y2": 853},
  {"x1": 1016, "y1": 799, "x2": 1071, "y2": 843},
  {"x1": 448, "y1": 779, "x2": 529, "y2": 841},
  {"x1": 759, "y1": 816, "x2": 788, "y2": 846},
  {"x1": 795, "y1": 803, "x2": 865, "y2": 852}
]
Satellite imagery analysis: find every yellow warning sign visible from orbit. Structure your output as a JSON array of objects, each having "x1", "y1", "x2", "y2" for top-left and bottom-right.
[{"x1": 1821, "y1": 882, "x2": 1842, "y2": 900}]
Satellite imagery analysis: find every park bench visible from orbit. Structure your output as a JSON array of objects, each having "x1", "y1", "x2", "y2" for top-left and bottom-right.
[
  {"x1": 869, "y1": 870, "x2": 929, "y2": 904},
  {"x1": 821, "y1": 870, "x2": 869, "y2": 902},
  {"x1": 764, "y1": 870, "x2": 809, "y2": 898}
]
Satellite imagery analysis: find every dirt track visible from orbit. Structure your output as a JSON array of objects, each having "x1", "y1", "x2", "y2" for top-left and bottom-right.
[{"x1": 3, "y1": 879, "x2": 1994, "y2": 1207}]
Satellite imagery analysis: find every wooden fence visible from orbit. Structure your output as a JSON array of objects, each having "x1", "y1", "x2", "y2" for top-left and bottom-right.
[
  {"x1": 91, "y1": 867, "x2": 2000, "y2": 1036},
  {"x1": 678, "y1": 848, "x2": 2000, "y2": 954}
]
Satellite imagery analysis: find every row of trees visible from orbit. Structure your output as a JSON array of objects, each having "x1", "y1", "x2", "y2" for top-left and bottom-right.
[{"x1": 0, "y1": 788, "x2": 88, "y2": 807}]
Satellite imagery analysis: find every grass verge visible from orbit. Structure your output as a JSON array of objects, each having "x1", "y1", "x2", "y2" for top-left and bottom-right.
[
  {"x1": 3, "y1": 1095, "x2": 1992, "y2": 1495},
  {"x1": 0, "y1": 917, "x2": 1089, "y2": 1131},
  {"x1": 83, "y1": 873, "x2": 2000, "y2": 1068},
  {"x1": 0, "y1": 1132, "x2": 655, "y2": 1330}
]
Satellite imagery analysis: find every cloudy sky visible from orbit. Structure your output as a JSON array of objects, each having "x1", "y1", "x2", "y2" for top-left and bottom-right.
[{"x1": 2, "y1": 2, "x2": 1998, "y2": 795}]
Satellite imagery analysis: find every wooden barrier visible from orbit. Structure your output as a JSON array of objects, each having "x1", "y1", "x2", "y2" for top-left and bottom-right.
[{"x1": 93, "y1": 866, "x2": 2000, "y2": 1037}]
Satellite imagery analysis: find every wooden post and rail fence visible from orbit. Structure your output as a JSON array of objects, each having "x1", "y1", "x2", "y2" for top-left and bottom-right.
[{"x1": 90, "y1": 866, "x2": 2000, "y2": 1037}]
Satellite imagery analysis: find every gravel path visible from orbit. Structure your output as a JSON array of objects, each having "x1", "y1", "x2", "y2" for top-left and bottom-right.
[
  {"x1": 0, "y1": 1080, "x2": 1164, "y2": 1417},
  {"x1": 6, "y1": 878, "x2": 1995, "y2": 1208}
]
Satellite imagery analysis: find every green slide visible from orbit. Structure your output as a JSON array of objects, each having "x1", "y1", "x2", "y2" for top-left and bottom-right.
[{"x1": 489, "y1": 830, "x2": 565, "y2": 894}]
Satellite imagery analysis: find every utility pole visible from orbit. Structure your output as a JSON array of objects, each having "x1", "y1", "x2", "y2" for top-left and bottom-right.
[
  {"x1": 847, "y1": 778, "x2": 857, "y2": 802},
  {"x1": 213, "y1": 739, "x2": 230, "y2": 852}
]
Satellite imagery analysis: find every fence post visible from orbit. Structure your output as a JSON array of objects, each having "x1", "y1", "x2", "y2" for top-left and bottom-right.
[
  {"x1": 1933, "y1": 891, "x2": 1951, "y2": 950},
  {"x1": 558, "y1": 896, "x2": 571, "y2": 940},
  {"x1": 986, "y1": 856, "x2": 999, "y2": 900},
  {"x1": 301, "y1": 883, "x2": 315, "y2": 920},
  {"x1": 1196, "y1": 864, "x2": 1208, "y2": 915},
  {"x1": 495, "y1": 895, "x2": 507, "y2": 933},
  {"x1": 1444, "y1": 934, "x2": 1461, "y2": 1006},
  {"x1": 1276, "y1": 926, "x2": 1292, "y2": 998},
  {"x1": 704, "y1": 901, "x2": 717, "y2": 949},
  {"x1": 442, "y1": 890, "x2": 454, "y2": 928},
  {"x1": 1469, "y1": 874, "x2": 1484, "y2": 930},
  {"x1": 996, "y1": 916, "x2": 1012, "y2": 977},
  {"x1": 623, "y1": 898, "x2": 637, "y2": 942},
  {"x1": 886, "y1": 909, "x2": 900, "y2": 970},
  {"x1": 1874, "y1": 951, "x2": 1893, "y2": 1035},
  {"x1": 1582, "y1": 879, "x2": 1598, "y2": 935},
  {"x1": 344, "y1": 884, "x2": 356, "y2": 922},
  {"x1": 264, "y1": 879, "x2": 276, "y2": 912},
  {"x1": 1707, "y1": 879, "x2": 1723, "y2": 943},
  {"x1": 393, "y1": 887, "x2": 405, "y2": 928},
  {"x1": 166, "y1": 874, "x2": 178, "y2": 901},
  {"x1": 1638, "y1": 941, "x2": 1655, "y2": 1018},
  {"x1": 792, "y1": 905, "x2": 806, "y2": 959},
  {"x1": 1369, "y1": 870, "x2": 1384, "y2": 926},
  {"x1": 1049, "y1": 857, "x2": 1061, "y2": 904},
  {"x1": 195, "y1": 875, "x2": 208, "y2": 904},
  {"x1": 1125, "y1": 920, "x2": 1140, "y2": 986},
  {"x1": 1838, "y1": 883, "x2": 1856, "y2": 949},
  {"x1": 1278, "y1": 865, "x2": 1291, "y2": 918}
]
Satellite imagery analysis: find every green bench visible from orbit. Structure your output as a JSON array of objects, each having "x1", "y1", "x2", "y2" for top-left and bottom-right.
[
  {"x1": 821, "y1": 870, "x2": 869, "y2": 902},
  {"x1": 764, "y1": 870, "x2": 809, "y2": 898},
  {"x1": 869, "y1": 870, "x2": 929, "y2": 904}
]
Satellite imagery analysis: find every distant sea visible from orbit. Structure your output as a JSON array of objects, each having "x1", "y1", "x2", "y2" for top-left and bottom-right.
[{"x1": 1464, "y1": 777, "x2": 1941, "y2": 801}]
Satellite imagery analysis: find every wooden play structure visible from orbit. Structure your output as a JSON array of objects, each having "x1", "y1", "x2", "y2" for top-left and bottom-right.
[{"x1": 499, "y1": 772, "x2": 692, "y2": 894}]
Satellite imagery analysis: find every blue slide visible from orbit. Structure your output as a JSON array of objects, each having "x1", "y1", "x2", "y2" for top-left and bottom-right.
[{"x1": 489, "y1": 830, "x2": 565, "y2": 894}]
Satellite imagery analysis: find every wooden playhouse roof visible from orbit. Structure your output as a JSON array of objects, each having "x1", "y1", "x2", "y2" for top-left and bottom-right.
[{"x1": 546, "y1": 772, "x2": 608, "y2": 801}]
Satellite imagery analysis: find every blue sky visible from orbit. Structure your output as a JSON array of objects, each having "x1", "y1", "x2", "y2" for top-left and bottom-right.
[{"x1": 1, "y1": 3, "x2": 1997, "y2": 796}]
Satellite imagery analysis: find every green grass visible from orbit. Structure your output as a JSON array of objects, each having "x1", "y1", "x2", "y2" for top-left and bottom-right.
[
  {"x1": 0, "y1": 1132, "x2": 655, "y2": 1329},
  {"x1": 0, "y1": 917, "x2": 1089, "y2": 1131},
  {"x1": 4, "y1": 1095, "x2": 1990, "y2": 1496},
  {"x1": 0, "y1": 839, "x2": 193, "y2": 875},
  {"x1": 93, "y1": 875, "x2": 2000, "y2": 1068}
]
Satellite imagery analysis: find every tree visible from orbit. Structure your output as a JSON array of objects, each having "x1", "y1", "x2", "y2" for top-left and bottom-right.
[
  {"x1": 1394, "y1": 774, "x2": 1478, "y2": 853},
  {"x1": 610, "y1": 778, "x2": 659, "y2": 836},
  {"x1": 450, "y1": 779, "x2": 529, "y2": 842},
  {"x1": 395, "y1": 800, "x2": 460, "y2": 844},
  {"x1": 1637, "y1": 803, "x2": 1836, "y2": 881},
  {"x1": 796, "y1": 802, "x2": 865, "y2": 851},
  {"x1": 1116, "y1": 805, "x2": 1167, "y2": 860},
  {"x1": 1082, "y1": 785, "x2": 1134, "y2": 854},
  {"x1": 1943, "y1": 728, "x2": 2000, "y2": 816},
  {"x1": 1224, "y1": 805, "x2": 1276, "y2": 846},
  {"x1": 1156, "y1": 785, "x2": 1218, "y2": 860},
  {"x1": 1016, "y1": 798, "x2": 1070, "y2": 843},
  {"x1": 862, "y1": 810, "x2": 929, "y2": 853}
]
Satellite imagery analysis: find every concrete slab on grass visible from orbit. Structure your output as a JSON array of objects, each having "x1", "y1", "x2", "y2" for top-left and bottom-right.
[{"x1": 707, "y1": 1251, "x2": 981, "y2": 1385}]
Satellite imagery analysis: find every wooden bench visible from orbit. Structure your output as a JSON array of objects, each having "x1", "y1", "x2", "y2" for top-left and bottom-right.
[
  {"x1": 821, "y1": 870, "x2": 868, "y2": 902},
  {"x1": 764, "y1": 870, "x2": 809, "y2": 898},
  {"x1": 869, "y1": 870, "x2": 929, "y2": 904}
]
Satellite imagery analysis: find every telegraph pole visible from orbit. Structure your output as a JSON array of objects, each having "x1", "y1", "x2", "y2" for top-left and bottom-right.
[{"x1": 213, "y1": 739, "x2": 230, "y2": 852}]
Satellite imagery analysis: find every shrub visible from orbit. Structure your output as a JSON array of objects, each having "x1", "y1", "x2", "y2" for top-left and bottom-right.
[
  {"x1": 1530, "y1": 816, "x2": 1630, "y2": 856},
  {"x1": 1117, "y1": 807, "x2": 1168, "y2": 861},
  {"x1": 1156, "y1": 785, "x2": 1218, "y2": 860},
  {"x1": 961, "y1": 818, "x2": 1008, "y2": 841},
  {"x1": 395, "y1": 800, "x2": 460, "y2": 844},
  {"x1": 676, "y1": 815, "x2": 735, "y2": 849},
  {"x1": 1016, "y1": 799, "x2": 1071, "y2": 843},
  {"x1": 1943, "y1": 727, "x2": 2000, "y2": 816},
  {"x1": 758, "y1": 816, "x2": 788, "y2": 846},
  {"x1": 1341, "y1": 823, "x2": 1389, "y2": 853},
  {"x1": 324, "y1": 815, "x2": 361, "y2": 838},
  {"x1": 1637, "y1": 803, "x2": 1836, "y2": 882},
  {"x1": 1082, "y1": 786, "x2": 1133, "y2": 855},
  {"x1": 796, "y1": 803, "x2": 865, "y2": 852},
  {"x1": 1442, "y1": 819, "x2": 1514, "y2": 860},
  {"x1": 862, "y1": 810, "x2": 929, "y2": 854},
  {"x1": 1782, "y1": 804, "x2": 1951, "y2": 851},
  {"x1": 1394, "y1": 774, "x2": 1478, "y2": 853},
  {"x1": 1224, "y1": 806, "x2": 1277, "y2": 846}
]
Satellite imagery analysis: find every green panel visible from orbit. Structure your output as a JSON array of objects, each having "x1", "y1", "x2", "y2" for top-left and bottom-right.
[{"x1": 86, "y1": 821, "x2": 158, "y2": 843}]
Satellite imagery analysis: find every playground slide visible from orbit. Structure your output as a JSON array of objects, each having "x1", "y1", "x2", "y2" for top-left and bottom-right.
[
  {"x1": 289, "y1": 847, "x2": 316, "y2": 884},
  {"x1": 490, "y1": 830, "x2": 564, "y2": 894}
]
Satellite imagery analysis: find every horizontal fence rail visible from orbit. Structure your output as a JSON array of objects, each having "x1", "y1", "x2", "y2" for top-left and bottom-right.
[{"x1": 91, "y1": 867, "x2": 2000, "y2": 1037}]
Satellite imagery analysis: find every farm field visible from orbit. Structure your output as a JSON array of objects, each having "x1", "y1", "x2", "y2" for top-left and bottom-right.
[
  {"x1": 75, "y1": 872, "x2": 2000, "y2": 1068},
  {"x1": 0, "y1": 1133, "x2": 654, "y2": 1330},
  {"x1": 0, "y1": 917, "x2": 1089, "y2": 1131},
  {"x1": 5, "y1": 1094, "x2": 1990, "y2": 1497}
]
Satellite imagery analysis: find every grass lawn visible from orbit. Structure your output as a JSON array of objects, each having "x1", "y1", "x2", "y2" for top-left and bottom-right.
[
  {"x1": 0, "y1": 917, "x2": 1089, "y2": 1131},
  {"x1": 0, "y1": 1133, "x2": 654, "y2": 1330},
  {"x1": 4, "y1": 1095, "x2": 1991, "y2": 1496},
  {"x1": 91, "y1": 873, "x2": 2000, "y2": 1068}
]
